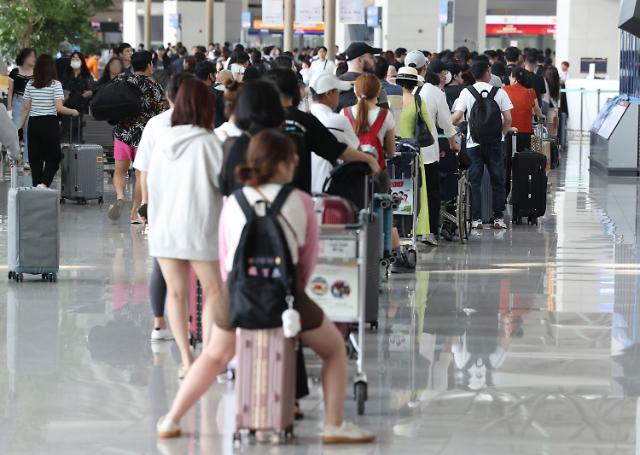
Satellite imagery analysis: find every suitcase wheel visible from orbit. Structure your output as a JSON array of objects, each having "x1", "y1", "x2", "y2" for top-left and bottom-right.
[
  {"x1": 14, "y1": 273, "x2": 23, "y2": 282},
  {"x1": 60, "y1": 198, "x2": 66, "y2": 204},
  {"x1": 354, "y1": 381, "x2": 367, "y2": 415},
  {"x1": 8, "y1": 271, "x2": 13, "y2": 280},
  {"x1": 98, "y1": 197, "x2": 104, "y2": 205},
  {"x1": 41, "y1": 273, "x2": 56, "y2": 282},
  {"x1": 369, "y1": 321, "x2": 378, "y2": 332}
]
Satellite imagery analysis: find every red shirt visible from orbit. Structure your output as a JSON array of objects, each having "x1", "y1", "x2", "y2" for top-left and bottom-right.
[{"x1": 503, "y1": 83, "x2": 536, "y2": 134}]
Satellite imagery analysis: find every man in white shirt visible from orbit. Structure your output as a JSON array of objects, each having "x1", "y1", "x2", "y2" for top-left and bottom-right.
[
  {"x1": 308, "y1": 72, "x2": 360, "y2": 193},
  {"x1": 405, "y1": 50, "x2": 460, "y2": 245},
  {"x1": 310, "y1": 46, "x2": 337, "y2": 76},
  {"x1": 452, "y1": 61, "x2": 515, "y2": 230}
]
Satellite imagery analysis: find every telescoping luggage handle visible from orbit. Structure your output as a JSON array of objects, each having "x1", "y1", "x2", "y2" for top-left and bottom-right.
[
  {"x1": 67, "y1": 115, "x2": 82, "y2": 145},
  {"x1": 10, "y1": 159, "x2": 18, "y2": 189}
]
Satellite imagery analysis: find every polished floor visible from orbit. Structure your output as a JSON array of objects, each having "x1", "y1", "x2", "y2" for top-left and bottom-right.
[{"x1": 1, "y1": 138, "x2": 640, "y2": 454}]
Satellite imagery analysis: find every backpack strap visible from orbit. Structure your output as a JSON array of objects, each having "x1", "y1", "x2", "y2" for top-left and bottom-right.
[
  {"x1": 268, "y1": 184, "x2": 294, "y2": 216},
  {"x1": 343, "y1": 107, "x2": 355, "y2": 128},
  {"x1": 467, "y1": 86, "x2": 481, "y2": 101},
  {"x1": 487, "y1": 86, "x2": 500, "y2": 100},
  {"x1": 233, "y1": 188, "x2": 255, "y2": 220},
  {"x1": 369, "y1": 108, "x2": 388, "y2": 137}
]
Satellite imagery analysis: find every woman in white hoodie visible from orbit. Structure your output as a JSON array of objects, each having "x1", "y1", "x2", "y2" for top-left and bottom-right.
[{"x1": 147, "y1": 78, "x2": 224, "y2": 377}]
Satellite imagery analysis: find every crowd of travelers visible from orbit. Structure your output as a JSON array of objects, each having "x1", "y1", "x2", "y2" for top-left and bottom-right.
[{"x1": 1, "y1": 37, "x2": 571, "y2": 444}]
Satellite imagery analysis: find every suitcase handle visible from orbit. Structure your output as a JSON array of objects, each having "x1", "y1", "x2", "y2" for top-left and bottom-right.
[{"x1": 9, "y1": 159, "x2": 18, "y2": 189}]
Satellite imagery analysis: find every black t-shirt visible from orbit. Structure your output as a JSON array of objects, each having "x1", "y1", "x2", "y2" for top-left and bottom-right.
[
  {"x1": 527, "y1": 70, "x2": 546, "y2": 105},
  {"x1": 9, "y1": 68, "x2": 32, "y2": 96},
  {"x1": 444, "y1": 85, "x2": 464, "y2": 111},
  {"x1": 220, "y1": 109, "x2": 347, "y2": 196}
]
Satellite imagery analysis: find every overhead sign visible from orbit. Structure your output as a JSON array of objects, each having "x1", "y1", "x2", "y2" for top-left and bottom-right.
[
  {"x1": 486, "y1": 24, "x2": 557, "y2": 35},
  {"x1": 339, "y1": 0, "x2": 365, "y2": 25},
  {"x1": 296, "y1": 0, "x2": 323, "y2": 24},
  {"x1": 262, "y1": 0, "x2": 284, "y2": 26}
]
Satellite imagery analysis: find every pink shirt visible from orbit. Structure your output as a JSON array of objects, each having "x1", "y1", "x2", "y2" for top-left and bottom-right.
[{"x1": 218, "y1": 184, "x2": 319, "y2": 285}]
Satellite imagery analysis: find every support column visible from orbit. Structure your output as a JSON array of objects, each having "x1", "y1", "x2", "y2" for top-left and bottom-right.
[
  {"x1": 325, "y1": 0, "x2": 336, "y2": 60},
  {"x1": 452, "y1": 0, "x2": 486, "y2": 51},
  {"x1": 284, "y1": 0, "x2": 295, "y2": 52},
  {"x1": 144, "y1": 0, "x2": 152, "y2": 49},
  {"x1": 205, "y1": 0, "x2": 214, "y2": 45}
]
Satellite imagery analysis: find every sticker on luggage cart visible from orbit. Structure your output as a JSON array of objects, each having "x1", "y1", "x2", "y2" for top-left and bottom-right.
[
  {"x1": 318, "y1": 237, "x2": 357, "y2": 260},
  {"x1": 307, "y1": 263, "x2": 359, "y2": 322},
  {"x1": 389, "y1": 179, "x2": 414, "y2": 215}
]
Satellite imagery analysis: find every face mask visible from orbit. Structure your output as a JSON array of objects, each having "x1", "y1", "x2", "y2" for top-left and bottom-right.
[
  {"x1": 444, "y1": 71, "x2": 452, "y2": 85},
  {"x1": 70, "y1": 61, "x2": 81, "y2": 70}
]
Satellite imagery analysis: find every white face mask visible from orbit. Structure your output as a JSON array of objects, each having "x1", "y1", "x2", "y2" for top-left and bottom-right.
[
  {"x1": 444, "y1": 71, "x2": 452, "y2": 85},
  {"x1": 70, "y1": 60, "x2": 82, "y2": 70}
]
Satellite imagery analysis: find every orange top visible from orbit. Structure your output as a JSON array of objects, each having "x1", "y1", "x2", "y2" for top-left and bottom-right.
[
  {"x1": 86, "y1": 55, "x2": 100, "y2": 80},
  {"x1": 503, "y1": 83, "x2": 536, "y2": 134}
]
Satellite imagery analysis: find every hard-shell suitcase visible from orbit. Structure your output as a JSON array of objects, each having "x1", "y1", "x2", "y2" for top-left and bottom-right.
[
  {"x1": 60, "y1": 117, "x2": 105, "y2": 204},
  {"x1": 7, "y1": 162, "x2": 59, "y2": 282},
  {"x1": 314, "y1": 195, "x2": 358, "y2": 225},
  {"x1": 511, "y1": 151, "x2": 547, "y2": 225},
  {"x1": 234, "y1": 328, "x2": 296, "y2": 442}
]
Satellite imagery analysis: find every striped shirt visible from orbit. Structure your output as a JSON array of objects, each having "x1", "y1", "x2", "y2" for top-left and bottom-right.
[{"x1": 23, "y1": 80, "x2": 64, "y2": 117}]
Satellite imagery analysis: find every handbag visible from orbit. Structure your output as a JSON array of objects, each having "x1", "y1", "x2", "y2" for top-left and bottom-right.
[{"x1": 414, "y1": 95, "x2": 435, "y2": 148}]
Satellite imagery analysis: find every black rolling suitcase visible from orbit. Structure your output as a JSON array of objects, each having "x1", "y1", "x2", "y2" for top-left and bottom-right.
[{"x1": 511, "y1": 149, "x2": 547, "y2": 226}]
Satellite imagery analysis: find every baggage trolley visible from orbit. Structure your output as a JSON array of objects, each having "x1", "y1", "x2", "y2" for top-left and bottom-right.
[
  {"x1": 439, "y1": 134, "x2": 471, "y2": 243},
  {"x1": 306, "y1": 178, "x2": 378, "y2": 415},
  {"x1": 387, "y1": 140, "x2": 420, "y2": 266}
]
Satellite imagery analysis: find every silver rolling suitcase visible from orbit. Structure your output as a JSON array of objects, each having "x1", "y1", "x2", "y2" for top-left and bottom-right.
[
  {"x1": 7, "y1": 161, "x2": 60, "y2": 282},
  {"x1": 60, "y1": 117, "x2": 105, "y2": 204}
]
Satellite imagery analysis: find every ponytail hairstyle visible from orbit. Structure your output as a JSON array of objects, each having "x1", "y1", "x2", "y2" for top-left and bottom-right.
[
  {"x1": 510, "y1": 67, "x2": 530, "y2": 86},
  {"x1": 353, "y1": 73, "x2": 381, "y2": 136},
  {"x1": 235, "y1": 129, "x2": 298, "y2": 187}
]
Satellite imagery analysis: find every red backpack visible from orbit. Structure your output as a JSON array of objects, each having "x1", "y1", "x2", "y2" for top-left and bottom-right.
[{"x1": 343, "y1": 107, "x2": 389, "y2": 169}]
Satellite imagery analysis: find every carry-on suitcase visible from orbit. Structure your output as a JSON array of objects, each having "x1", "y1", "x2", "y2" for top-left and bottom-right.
[
  {"x1": 188, "y1": 269, "x2": 203, "y2": 348},
  {"x1": 7, "y1": 161, "x2": 60, "y2": 282},
  {"x1": 511, "y1": 151, "x2": 547, "y2": 226},
  {"x1": 313, "y1": 194, "x2": 358, "y2": 225},
  {"x1": 559, "y1": 112, "x2": 568, "y2": 149},
  {"x1": 60, "y1": 117, "x2": 105, "y2": 204},
  {"x1": 234, "y1": 328, "x2": 296, "y2": 443}
]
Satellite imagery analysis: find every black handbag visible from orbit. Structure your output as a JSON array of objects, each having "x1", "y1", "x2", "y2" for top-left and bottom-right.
[{"x1": 414, "y1": 95, "x2": 435, "y2": 148}]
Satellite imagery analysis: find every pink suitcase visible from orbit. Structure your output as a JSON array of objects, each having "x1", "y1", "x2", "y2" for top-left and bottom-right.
[
  {"x1": 234, "y1": 328, "x2": 296, "y2": 443},
  {"x1": 188, "y1": 269, "x2": 202, "y2": 348}
]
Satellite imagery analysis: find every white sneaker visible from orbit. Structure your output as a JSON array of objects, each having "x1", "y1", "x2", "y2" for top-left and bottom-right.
[
  {"x1": 322, "y1": 421, "x2": 376, "y2": 444},
  {"x1": 156, "y1": 416, "x2": 181, "y2": 439},
  {"x1": 36, "y1": 183, "x2": 47, "y2": 189},
  {"x1": 493, "y1": 218, "x2": 507, "y2": 229},
  {"x1": 151, "y1": 328, "x2": 174, "y2": 342},
  {"x1": 421, "y1": 233, "x2": 438, "y2": 246},
  {"x1": 471, "y1": 219, "x2": 483, "y2": 230}
]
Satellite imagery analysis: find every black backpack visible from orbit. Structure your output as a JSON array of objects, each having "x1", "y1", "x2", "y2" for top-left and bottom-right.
[
  {"x1": 90, "y1": 78, "x2": 142, "y2": 123},
  {"x1": 467, "y1": 86, "x2": 503, "y2": 145},
  {"x1": 228, "y1": 185, "x2": 296, "y2": 329}
]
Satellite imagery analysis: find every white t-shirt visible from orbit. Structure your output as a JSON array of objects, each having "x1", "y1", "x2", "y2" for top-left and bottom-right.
[
  {"x1": 345, "y1": 105, "x2": 395, "y2": 149},
  {"x1": 23, "y1": 80, "x2": 64, "y2": 117},
  {"x1": 214, "y1": 121, "x2": 243, "y2": 143},
  {"x1": 453, "y1": 82, "x2": 513, "y2": 149},
  {"x1": 310, "y1": 59, "x2": 336, "y2": 76},
  {"x1": 133, "y1": 108, "x2": 173, "y2": 173},
  {"x1": 309, "y1": 102, "x2": 360, "y2": 193}
]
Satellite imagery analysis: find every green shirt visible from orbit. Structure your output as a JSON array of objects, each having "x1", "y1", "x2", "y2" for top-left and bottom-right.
[{"x1": 398, "y1": 95, "x2": 434, "y2": 140}]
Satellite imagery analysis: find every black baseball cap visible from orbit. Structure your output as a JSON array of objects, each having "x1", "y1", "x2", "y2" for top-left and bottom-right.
[{"x1": 345, "y1": 42, "x2": 382, "y2": 61}]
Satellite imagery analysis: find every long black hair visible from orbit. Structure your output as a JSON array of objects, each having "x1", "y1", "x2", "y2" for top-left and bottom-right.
[
  {"x1": 98, "y1": 57, "x2": 123, "y2": 84},
  {"x1": 65, "y1": 51, "x2": 92, "y2": 80}
]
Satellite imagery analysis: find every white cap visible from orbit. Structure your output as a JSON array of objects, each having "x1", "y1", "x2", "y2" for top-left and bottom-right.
[
  {"x1": 309, "y1": 72, "x2": 352, "y2": 95},
  {"x1": 405, "y1": 50, "x2": 427, "y2": 70}
]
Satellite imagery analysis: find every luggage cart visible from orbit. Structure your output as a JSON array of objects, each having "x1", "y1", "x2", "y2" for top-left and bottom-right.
[
  {"x1": 387, "y1": 141, "x2": 420, "y2": 267},
  {"x1": 306, "y1": 180, "x2": 378, "y2": 415}
]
